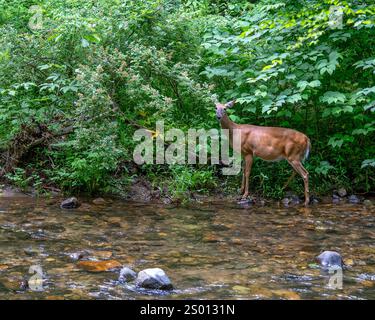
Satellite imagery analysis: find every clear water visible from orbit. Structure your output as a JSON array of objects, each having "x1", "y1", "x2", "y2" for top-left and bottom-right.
[{"x1": 0, "y1": 196, "x2": 374, "y2": 299}]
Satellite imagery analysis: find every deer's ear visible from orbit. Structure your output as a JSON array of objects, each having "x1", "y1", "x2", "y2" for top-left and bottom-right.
[{"x1": 225, "y1": 100, "x2": 236, "y2": 108}]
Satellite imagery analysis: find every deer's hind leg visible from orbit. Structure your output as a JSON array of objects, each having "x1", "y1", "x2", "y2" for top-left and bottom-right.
[
  {"x1": 287, "y1": 160, "x2": 309, "y2": 206},
  {"x1": 282, "y1": 171, "x2": 296, "y2": 190}
]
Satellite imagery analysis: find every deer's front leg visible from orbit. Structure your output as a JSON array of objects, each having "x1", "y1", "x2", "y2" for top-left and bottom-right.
[
  {"x1": 240, "y1": 160, "x2": 245, "y2": 194},
  {"x1": 241, "y1": 154, "x2": 253, "y2": 199}
]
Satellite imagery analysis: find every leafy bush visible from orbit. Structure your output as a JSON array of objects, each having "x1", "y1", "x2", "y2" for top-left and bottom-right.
[{"x1": 0, "y1": 0, "x2": 374, "y2": 198}]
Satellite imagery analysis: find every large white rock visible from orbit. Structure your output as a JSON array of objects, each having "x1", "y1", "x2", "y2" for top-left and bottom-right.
[
  {"x1": 316, "y1": 251, "x2": 343, "y2": 269},
  {"x1": 136, "y1": 268, "x2": 173, "y2": 290}
]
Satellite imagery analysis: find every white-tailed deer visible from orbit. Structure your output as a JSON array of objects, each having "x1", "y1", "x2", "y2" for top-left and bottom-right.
[{"x1": 215, "y1": 100, "x2": 311, "y2": 206}]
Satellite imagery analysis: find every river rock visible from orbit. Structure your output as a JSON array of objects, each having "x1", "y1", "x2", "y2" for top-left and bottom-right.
[
  {"x1": 92, "y1": 197, "x2": 107, "y2": 205},
  {"x1": 363, "y1": 199, "x2": 373, "y2": 206},
  {"x1": 0, "y1": 277, "x2": 26, "y2": 291},
  {"x1": 337, "y1": 188, "x2": 347, "y2": 197},
  {"x1": 290, "y1": 195, "x2": 301, "y2": 204},
  {"x1": 332, "y1": 194, "x2": 341, "y2": 203},
  {"x1": 69, "y1": 251, "x2": 89, "y2": 261},
  {"x1": 77, "y1": 260, "x2": 121, "y2": 272},
  {"x1": 237, "y1": 198, "x2": 254, "y2": 206},
  {"x1": 309, "y1": 195, "x2": 320, "y2": 204},
  {"x1": 348, "y1": 194, "x2": 360, "y2": 204},
  {"x1": 316, "y1": 251, "x2": 343, "y2": 269},
  {"x1": 118, "y1": 267, "x2": 137, "y2": 283},
  {"x1": 282, "y1": 193, "x2": 301, "y2": 205},
  {"x1": 0, "y1": 264, "x2": 9, "y2": 271},
  {"x1": 136, "y1": 268, "x2": 173, "y2": 290},
  {"x1": 60, "y1": 197, "x2": 80, "y2": 209}
]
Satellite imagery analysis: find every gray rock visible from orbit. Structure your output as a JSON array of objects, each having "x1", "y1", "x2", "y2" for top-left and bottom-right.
[
  {"x1": 60, "y1": 197, "x2": 80, "y2": 209},
  {"x1": 316, "y1": 251, "x2": 343, "y2": 269},
  {"x1": 348, "y1": 194, "x2": 360, "y2": 204},
  {"x1": 282, "y1": 193, "x2": 301, "y2": 205},
  {"x1": 332, "y1": 194, "x2": 341, "y2": 203},
  {"x1": 363, "y1": 199, "x2": 373, "y2": 207},
  {"x1": 237, "y1": 198, "x2": 253, "y2": 206},
  {"x1": 119, "y1": 267, "x2": 137, "y2": 283},
  {"x1": 309, "y1": 195, "x2": 320, "y2": 204},
  {"x1": 337, "y1": 188, "x2": 347, "y2": 197},
  {"x1": 136, "y1": 268, "x2": 173, "y2": 290},
  {"x1": 290, "y1": 195, "x2": 301, "y2": 205}
]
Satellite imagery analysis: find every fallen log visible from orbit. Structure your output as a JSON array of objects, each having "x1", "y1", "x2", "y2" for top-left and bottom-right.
[{"x1": 0, "y1": 123, "x2": 74, "y2": 176}]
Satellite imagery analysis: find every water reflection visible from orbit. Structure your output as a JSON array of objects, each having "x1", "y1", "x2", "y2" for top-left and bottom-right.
[{"x1": 0, "y1": 196, "x2": 374, "y2": 299}]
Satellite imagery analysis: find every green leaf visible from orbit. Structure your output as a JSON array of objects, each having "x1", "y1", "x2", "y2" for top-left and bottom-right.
[
  {"x1": 363, "y1": 101, "x2": 375, "y2": 112},
  {"x1": 309, "y1": 80, "x2": 321, "y2": 88},
  {"x1": 261, "y1": 98, "x2": 273, "y2": 114},
  {"x1": 361, "y1": 159, "x2": 375, "y2": 169},
  {"x1": 320, "y1": 91, "x2": 346, "y2": 104},
  {"x1": 315, "y1": 161, "x2": 334, "y2": 175},
  {"x1": 229, "y1": 114, "x2": 240, "y2": 122},
  {"x1": 297, "y1": 81, "x2": 308, "y2": 91},
  {"x1": 286, "y1": 93, "x2": 302, "y2": 104},
  {"x1": 328, "y1": 138, "x2": 343, "y2": 148}
]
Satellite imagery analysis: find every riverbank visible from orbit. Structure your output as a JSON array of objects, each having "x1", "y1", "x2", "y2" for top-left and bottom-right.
[{"x1": 1, "y1": 179, "x2": 373, "y2": 208}]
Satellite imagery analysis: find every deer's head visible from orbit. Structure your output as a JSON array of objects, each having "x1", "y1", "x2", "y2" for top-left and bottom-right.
[{"x1": 215, "y1": 100, "x2": 236, "y2": 120}]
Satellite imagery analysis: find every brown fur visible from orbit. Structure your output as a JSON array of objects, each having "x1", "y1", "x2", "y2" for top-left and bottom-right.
[{"x1": 216, "y1": 101, "x2": 311, "y2": 206}]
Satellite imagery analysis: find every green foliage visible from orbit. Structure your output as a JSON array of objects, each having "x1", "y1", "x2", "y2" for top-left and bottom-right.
[
  {"x1": 201, "y1": 0, "x2": 375, "y2": 195},
  {"x1": 167, "y1": 165, "x2": 217, "y2": 200},
  {"x1": 0, "y1": 0, "x2": 374, "y2": 197}
]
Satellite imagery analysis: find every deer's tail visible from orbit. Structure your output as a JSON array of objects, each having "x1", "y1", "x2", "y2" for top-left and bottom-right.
[{"x1": 303, "y1": 138, "x2": 311, "y2": 162}]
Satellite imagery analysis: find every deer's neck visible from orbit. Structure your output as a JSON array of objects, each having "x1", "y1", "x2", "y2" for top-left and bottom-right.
[{"x1": 220, "y1": 113, "x2": 238, "y2": 131}]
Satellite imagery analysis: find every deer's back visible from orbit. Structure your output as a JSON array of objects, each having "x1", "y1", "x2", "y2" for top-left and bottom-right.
[{"x1": 238, "y1": 124, "x2": 309, "y2": 161}]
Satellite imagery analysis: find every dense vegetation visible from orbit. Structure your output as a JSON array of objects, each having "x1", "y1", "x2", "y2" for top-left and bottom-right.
[{"x1": 0, "y1": 0, "x2": 374, "y2": 200}]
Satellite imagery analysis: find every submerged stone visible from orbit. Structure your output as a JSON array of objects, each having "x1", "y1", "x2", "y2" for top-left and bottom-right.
[
  {"x1": 77, "y1": 260, "x2": 121, "y2": 272},
  {"x1": 136, "y1": 268, "x2": 173, "y2": 290},
  {"x1": 92, "y1": 198, "x2": 107, "y2": 205}
]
